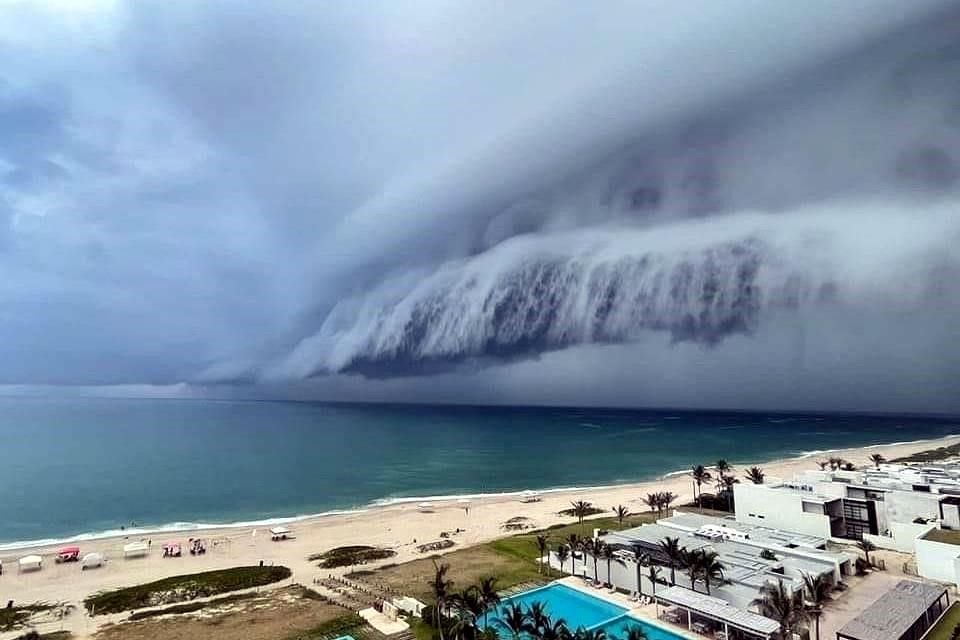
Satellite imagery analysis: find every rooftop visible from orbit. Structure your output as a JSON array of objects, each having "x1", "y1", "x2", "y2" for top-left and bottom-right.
[
  {"x1": 923, "y1": 528, "x2": 960, "y2": 546},
  {"x1": 837, "y1": 580, "x2": 948, "y2": 640},
  {"x1": 656, "y1": 585, "x2": 780, "y2": 636},
  {"x1": 660, "y1": 512, "x2": 829, "y2": 550}
]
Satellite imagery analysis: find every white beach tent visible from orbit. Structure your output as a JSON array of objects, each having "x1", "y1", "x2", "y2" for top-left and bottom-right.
[
  {"x1": 81, "y1": 552, "x2": 105, "y2": 570},
  {"x1": 123, "y1": 541, "x2": 149, "y2": 558},
  {"x1": 417, "y1": 502, "x2": 434, "y2": 513},
  {"x1": 270, "y1": 526, "x2": 292, "y2": 541},
  {"x1": 18, "y1": 555, "x2": 42, "y2": 572}
]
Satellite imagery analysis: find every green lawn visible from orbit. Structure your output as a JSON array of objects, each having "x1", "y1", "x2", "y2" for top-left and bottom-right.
[
  {"x1": 355, "y1": 512, "x2": 657, "y2": 604},
  {"x1": 922, "y1": 603, "x2": 960, "y2": 640}
]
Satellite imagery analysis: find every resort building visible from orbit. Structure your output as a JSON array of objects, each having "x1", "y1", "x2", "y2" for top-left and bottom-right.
[
  {"x1": 915, "y1": 527, "x2": 960, "y2": 587},
  {"x1": 562, "y1": 515, "x2": 850, "y2": 611},
  {"x1": 835, "y1": 579, "x2": 949, "y2": 640},
  {"x1": 733, "y1": 463, "x2": 960, "y2": 551}
]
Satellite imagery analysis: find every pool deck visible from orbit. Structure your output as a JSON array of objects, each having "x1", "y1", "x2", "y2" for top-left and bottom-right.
[{"x1": 555, "y1": 577, "x2": 698, "y2": 639}]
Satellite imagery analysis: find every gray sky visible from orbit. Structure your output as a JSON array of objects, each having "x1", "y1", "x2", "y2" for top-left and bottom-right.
[{"x1": 2, "y1": 1, "x2": 959, "y2": 412}]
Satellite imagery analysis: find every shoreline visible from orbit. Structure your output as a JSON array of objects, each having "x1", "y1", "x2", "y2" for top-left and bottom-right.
[
  {"x1": 3, "y1": 432, "x2": 957, "y2": 554},
  {"x1": 4, "y1": 433, "x2": 959, "y2": 639}
]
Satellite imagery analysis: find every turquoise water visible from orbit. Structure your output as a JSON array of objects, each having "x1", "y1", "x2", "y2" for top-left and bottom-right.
[
  {"x1": 486, "y1": 583, "x2": 683, "y2": 640},
  {"x1": 0, "y1": 396, "x2": 956, "y2": 545},
  {"x1": 595, "y1": 614, "x2": 686, "y2": 640},
  {"x1": 489, "y1": 584, "x2": 626, "y2": 631}
]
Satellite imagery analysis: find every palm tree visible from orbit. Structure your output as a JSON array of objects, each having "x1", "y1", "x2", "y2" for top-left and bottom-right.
[
  {"x1": 869, "y1": 453, "x2": 886, "y2": 469},
  {"x1": 526, "y1": 602, "x2": 551, "y2": 637},
  {"x1": 644, "y1": 493, "x2": 659, "y2": 514},
  {"x1": 613, "y1": 504, "x2": 630, "y2": 528},
  {"x1": 857, "y1": 539, "x2": 876, "y2": 567},
  {"x1": 498, "y1": 602, "x2": 528, "y2": 640},
  {"x1": 575, "y1": 629, "x2": 606, "y2": 640},
  {"x1": 556, "y1": 544, "x2": 570, "y2": 575},
  {"x1": 818, "y1": 460, "x2": 829, "y2": 471},
  {"x1": 745, "y1": 466, "x2": 765, "y2": 484},
  {"x1": 715, "y1": 460, "x2": 732, "y2": 493},
  {"x1": 802, "y1": 572, "x2": 831, "y2": 640},
  {"x1": 539, "y1": 618, "x2": 570, "y2": 640},
  {"x1": 600, "y1": 543, "x2": 623, "y2": 586},
  {"x1": 581, "y1": 538, "x2": 602, "y2": 582},
  {"x1": 751, "y1": 580, "x2": 809, "y2": 639},
  {"x1": 721, "y1": 475, "x2": 739, "y2": 512},
  {"x1": 682, "y1": 548, "x2": 703, "y2": 592},
  {"x1": 431, "y1": 561, "x2": 455, "y2": 640},
  {"x1": 646, "y1": 564, "x2": 662, "y2": 599},
  {"x1": 691, "y1": 465, "x2": 712, "y2": 509},
  {"x1": 659, "y1": 537, "x2": 682, "y2": 585},
  {"x1": 842, "y1": 462, "x2": 856, "y2": 471},
  {"x1": 631, "y1": 545, "x2": 647, "y2": 596},
  {"x1": 659, "y1": 491, "x2": 677, "y2": 516},
  {"x1": 456, "y1": 586, "x2": 485, "y2": 638},
  {"x1": 477, "y1": 576, "x2": 500, "y2": 629},
  {"x1": 624, "y1": 626, "x2": 648, "y2": 640},
  {"x1": 535, "y1": 535, "x2": 550, "y2": 574},
  {"x1": 566, "y1": 534, "x2": 580, "y2": 573},
  {"x1": 570, "y1": 501, "x2": 592, "y2": 533},
  {"x1": 698, "y1": 550, "x2": 725, "y2": 595}
]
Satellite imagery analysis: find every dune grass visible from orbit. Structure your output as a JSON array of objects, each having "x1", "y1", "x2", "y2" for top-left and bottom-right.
[
  {"x1": 0, "y1": 603, "x2": 55, "y2": 631},
  {"x1": 893, "y1": 442, "x2": 960, "y2": 463},
  {"x1": 84, "y1": 565, "x2": 291, "y2": 615},
  {"x1": 309, "y1": 545, "x2": 396, "y2": 568}
]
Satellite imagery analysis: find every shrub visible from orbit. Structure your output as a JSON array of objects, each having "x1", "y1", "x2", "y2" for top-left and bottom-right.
[
  {"x1": 84, "y1": 566, "x2": 291, "y2": 615},
  {"x1": 310, "y1": 546, "x2": 396, "y2": 568}
]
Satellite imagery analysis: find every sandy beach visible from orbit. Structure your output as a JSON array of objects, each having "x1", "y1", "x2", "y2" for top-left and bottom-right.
[{"x1": 2, "y1": 434, "x2": 958, "y2": 639}]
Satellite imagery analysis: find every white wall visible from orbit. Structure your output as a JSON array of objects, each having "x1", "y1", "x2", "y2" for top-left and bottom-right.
[
  {"x1": 734, "y1": 484, "x2": 833, "y2": 538},
  {"x1": 863, "y1": 521, "x2": 936, "y2": 553},
  {"x1": 916, "y1": 537, "x2": 960, "y2": 585},
  {"x1": 882, "y1": 492, "x2": 942, "y2": 533}
]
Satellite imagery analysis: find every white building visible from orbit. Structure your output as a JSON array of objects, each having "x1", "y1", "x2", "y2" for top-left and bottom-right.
[
  {"x1": 915, "y1": 528, "x2": 960, "y2": 587},
  {"x1": 734, "y1": 463, "x2": 960, "y2": 552}
]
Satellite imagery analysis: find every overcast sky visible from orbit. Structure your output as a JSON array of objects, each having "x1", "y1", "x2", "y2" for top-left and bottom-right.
[{"x1": 2, "y1": 1, "x2": 959, "y2": 412}]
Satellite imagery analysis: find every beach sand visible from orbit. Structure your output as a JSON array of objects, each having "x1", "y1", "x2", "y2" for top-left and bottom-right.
[{"x1": 2, "y1": 435, "x2": 957, "y2": 639}]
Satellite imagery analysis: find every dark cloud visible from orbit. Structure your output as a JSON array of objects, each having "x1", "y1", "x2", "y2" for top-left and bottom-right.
[{"x1": 1, "y1": 1, "x2": 959, "y2": 412}]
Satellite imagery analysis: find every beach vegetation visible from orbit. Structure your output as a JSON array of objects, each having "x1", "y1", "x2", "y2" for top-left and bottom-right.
[
  {"x1": 856, "y1": 539, "x2": 876, "y2": 567},
  {"x1": 125, "y1": 591, "x2": 259, "y2": 621},
  {"x1": 534, "y1": 535, "x2": 550, "y2": 574},
  {"x1": 690, "y1": 465, "x2": 712, "y2": 509},
  {"x1": 893, "y1": 442, "x2": 960, "y2": 463},
  {"x1": 745, "y1": 466, "x2": 765, "y2": 484},
  {"x1": 643, "y1": 491, "x2": 677, "y2": 517},
  {"x1": 613, "y1": 504, "x2": 629, "y2": 528},
  {"x1": 658, "y1": 537, "x2": 682, "y2": 586},
  {"x1": 802, "y1": 571, "x2": 832, "y2": 640},
  {"x1": 870, "y1": 453, "x2": 886, "y2": 469},
  {"x1": 287, "y1": 612, "x2": 365, "y2": 640},
  {"x1": 310, "y1": 545, "x2": 396, "y2": 568},
  {"x1": 83, "y1": 565, "x2": 291, "y2": 615},
  {"x1": 12, "y1": 633, "x2": 71, "y2": 640},
  {"x1": 563, "y1": 501, "x2": 601, "y2": 531},
  {"x1": 0, "y1": 603, "x2": 56, "y2": 631},
  {"x1": 750, "y1": 580, "x2": 809, "y2": 638}
]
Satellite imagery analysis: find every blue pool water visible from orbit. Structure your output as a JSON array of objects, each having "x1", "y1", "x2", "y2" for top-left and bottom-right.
[
  {"x1": 486, "y1": 583, "x2": 684, "y2": 640},
  {"x1": 595, "y1": 613, "x2": 687, "y2": 640}
]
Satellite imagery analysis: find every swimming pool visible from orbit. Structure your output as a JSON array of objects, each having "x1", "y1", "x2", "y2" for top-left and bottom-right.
[{"x1": 485, "y1": 583, "x2": 685, "y2": 640}]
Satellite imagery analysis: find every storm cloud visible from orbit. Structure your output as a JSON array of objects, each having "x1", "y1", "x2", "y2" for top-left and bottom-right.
[{"x1": 1, "y1": 1, "x2": 959, "y2": 411}]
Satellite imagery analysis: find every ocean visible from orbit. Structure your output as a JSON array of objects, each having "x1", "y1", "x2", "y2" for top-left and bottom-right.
[{"x1": 0, "y1": 396, "x2": 956, "y2": 548}]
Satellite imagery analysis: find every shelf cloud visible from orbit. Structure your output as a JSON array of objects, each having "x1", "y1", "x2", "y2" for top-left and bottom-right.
[{"x1": 1, "y1": 1, "x2": 959, "y2": 411}]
